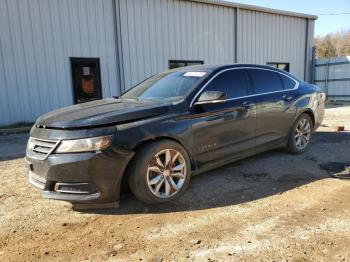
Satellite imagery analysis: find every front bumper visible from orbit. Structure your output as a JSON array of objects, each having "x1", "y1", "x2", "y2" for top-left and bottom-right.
[
  {"x1": 28, "y1": 169, "x2": 102, "y2": 201},
  {"x1": 26, "y1": 146, "x2": 134, "y2": 205}
]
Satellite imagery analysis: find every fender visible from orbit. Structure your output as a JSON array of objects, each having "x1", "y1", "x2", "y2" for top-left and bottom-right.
[{"x1": 293, "y1": 94, "x2": 317, "y2": 128}]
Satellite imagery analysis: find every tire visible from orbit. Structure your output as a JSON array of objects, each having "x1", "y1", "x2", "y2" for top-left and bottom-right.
[
  {"x1": 286, "y1": 113, "x2": 313, "y2": 154},
  {"x1": 127, "y1": 140, "x2": 191, "y2": 204}
]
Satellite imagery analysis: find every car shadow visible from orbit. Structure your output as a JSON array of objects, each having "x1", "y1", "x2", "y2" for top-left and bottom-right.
[{"x1": 81, "y1": 131, "x2": 350, "y2": 215}]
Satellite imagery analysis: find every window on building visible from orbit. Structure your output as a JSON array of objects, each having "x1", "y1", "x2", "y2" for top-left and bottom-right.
[
  {"x1": 248, "y1": 69, "x2": 284, "y2": 94},
  {"x1": 169, "y1": 60, "x2": 204, "y2": 69},
  {"x1": 266, "y1": 62, "x2": 290, "y2": 72},
  {"x1": 203, "y1": 69, "x2": 249, "y2": 99},
  {"x1": 71, "y1": 58, "x2": 102, "y2": 104}
]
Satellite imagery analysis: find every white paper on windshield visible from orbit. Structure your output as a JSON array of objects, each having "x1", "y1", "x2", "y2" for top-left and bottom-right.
[{"x1": 184, "y1": 72, "x2": 207, "y2": 77}]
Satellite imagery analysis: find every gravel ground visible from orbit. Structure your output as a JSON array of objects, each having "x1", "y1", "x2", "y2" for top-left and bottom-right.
[{"x1": 0, "y1": 104, "x2": 350, "y2": 261}]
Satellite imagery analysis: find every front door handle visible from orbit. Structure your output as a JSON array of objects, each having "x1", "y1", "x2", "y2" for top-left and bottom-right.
[
  {"x1": 241, "y1": 102, "x2": 256, "y2": 110},
  {"x1": 282, "y1": 94, "x2": 293, "y2": 102}
]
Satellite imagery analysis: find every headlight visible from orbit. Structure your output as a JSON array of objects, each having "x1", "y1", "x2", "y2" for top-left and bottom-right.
[{"x1": 55, "y1": 136, "x2": 112, "y2": 153}]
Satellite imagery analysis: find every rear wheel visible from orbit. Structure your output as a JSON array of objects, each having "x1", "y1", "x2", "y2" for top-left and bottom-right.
[
  {"x1": 128, "y1": 140, "x2": 191, "y2": 204},
  {"x1": 286, "y1": 113, "x2": 313, "y2": 154}
]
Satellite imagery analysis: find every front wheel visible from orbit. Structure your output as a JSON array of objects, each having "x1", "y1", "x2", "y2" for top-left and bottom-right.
[
  {"x1": 128, "y1": 140, "x2": 191, "y2": 204},
  {"x1": 286, "y1": 113, "x2": 313, "y2": 154}
]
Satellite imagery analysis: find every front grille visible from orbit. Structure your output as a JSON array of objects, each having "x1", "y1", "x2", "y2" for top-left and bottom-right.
[{"x1": 27, "y1": 137, "x2": 60, "y2": 160}]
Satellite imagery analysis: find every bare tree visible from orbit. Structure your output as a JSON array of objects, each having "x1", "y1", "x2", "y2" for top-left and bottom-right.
[{"x1": 315, "y1": 29, "x2": 350, "y2": 58}]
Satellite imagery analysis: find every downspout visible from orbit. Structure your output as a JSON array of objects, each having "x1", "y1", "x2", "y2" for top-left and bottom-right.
[
  {"x1": 112, "y1": 0, "x2": 126, "y2": 94},
  {"x1": 234, "y1": 8, "x2": 239, "y2": 63},
  {"x1": 304, "y1": 18, "x2": 310, "y2": 82}
]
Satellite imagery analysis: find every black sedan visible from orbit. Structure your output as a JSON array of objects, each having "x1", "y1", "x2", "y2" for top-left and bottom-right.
[{"x1": 26, "y1": 64, "x2": 325, "y2": 208}]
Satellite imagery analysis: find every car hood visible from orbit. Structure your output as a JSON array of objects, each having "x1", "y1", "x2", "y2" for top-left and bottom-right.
[{"x1": 36, "y1": 98, "x2": 172, "y2": 129}]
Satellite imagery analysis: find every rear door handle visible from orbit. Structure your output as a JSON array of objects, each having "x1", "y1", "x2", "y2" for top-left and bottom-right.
[
  {"x1": 241, "y1": 102, "x2": 255, "y2": 110},
  {"x1": 282, "y1": 95, "x2": 293, "y2": 102}
]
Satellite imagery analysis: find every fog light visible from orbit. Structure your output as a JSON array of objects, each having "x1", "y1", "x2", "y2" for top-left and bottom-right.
[{"x1": 54, "y1": 183, "x2": 98, "y2": 194}]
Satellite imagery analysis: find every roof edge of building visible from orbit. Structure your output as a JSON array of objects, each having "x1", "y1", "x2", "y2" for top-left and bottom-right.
[{"x1": 189, "y1": 0, "x2": 318, "y2": 20}]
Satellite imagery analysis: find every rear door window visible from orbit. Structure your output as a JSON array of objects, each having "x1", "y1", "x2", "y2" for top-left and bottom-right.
[
  {"x1": 279, "y1": 73, "x2": 297, "y2": 90},
  {"x1": 203, "y1": 69, "x2": 249, "y2": 99},
  {"x1": 248, "y1": 69, "x2": 284, "y2": 94}
]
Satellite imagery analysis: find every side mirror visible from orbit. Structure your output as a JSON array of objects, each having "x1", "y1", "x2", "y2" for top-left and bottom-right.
[{"x1": 194, "y1": 91, "x2": 227, "y2": 105}]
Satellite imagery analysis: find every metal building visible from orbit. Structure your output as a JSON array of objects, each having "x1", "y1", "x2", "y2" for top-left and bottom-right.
[{"x1": 0, "y1": 0, "x2": 317, "y2": 126}]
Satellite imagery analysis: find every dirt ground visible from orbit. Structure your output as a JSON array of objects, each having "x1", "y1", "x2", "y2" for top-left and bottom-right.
[{"x1": 1, "y1": 104, "x2": 350, "y2": 262}]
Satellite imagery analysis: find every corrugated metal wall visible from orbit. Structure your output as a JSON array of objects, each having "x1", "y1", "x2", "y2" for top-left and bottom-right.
[
  {"x1": 116, "y1": 0, "x2": 236, "y2": 90},
  {"x1": 237, "y1": 9, "x2": 310, "y2": 80},
  {"x1": 116, "y1": 0, "x2": 314, "y2": 90},
  {"x1": 315, "y1": 56, "x2": 350, "y2": 100},
  {"x1": 0, "y1": 0, "x2": 120, "y2": 126}
]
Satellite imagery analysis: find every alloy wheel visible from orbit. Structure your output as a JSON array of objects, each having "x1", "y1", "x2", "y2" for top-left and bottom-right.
[
  {"x1": 294, "y1": 118, "x2": 311, "y2": 150},
  {"x1": 146, "y1": 149, "x2": 187, "y2": 198}
]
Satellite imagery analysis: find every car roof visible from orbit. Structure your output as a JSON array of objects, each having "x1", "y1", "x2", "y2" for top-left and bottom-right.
[
  {"x1": 179, "y1": 63, "x2": 277, "y2": 72},
  {"x1": 174, "y1": 63, "x2": 299, "y2": 80}
]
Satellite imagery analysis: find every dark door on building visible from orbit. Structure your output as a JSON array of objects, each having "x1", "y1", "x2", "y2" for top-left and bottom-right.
[{"x1": 71, "y1": 58, "x2": 102, "y2": 104}]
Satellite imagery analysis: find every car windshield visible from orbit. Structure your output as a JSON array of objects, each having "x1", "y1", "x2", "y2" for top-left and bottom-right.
[{"x1": 121, "y1": 70, "x2": 209, "y2": 102}]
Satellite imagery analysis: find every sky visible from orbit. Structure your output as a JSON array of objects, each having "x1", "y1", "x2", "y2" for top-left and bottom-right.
[{"x1": 228, "y1": 0, "x2": 350, "y2": 36}]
